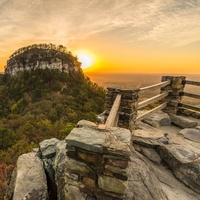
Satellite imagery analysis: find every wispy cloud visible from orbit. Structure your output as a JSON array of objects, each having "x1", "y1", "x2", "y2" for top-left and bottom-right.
[{"x1": 1, "y1": 0, "x2": 200, "y2": 65}]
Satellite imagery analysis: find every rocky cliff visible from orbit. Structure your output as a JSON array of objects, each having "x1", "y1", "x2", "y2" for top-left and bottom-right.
[
  {"x1": 5, "y1": 44, "x2": 81, "y2": 75},
  {"x1": 6, "y1": 113, "x2": 200, "y2": 200}
]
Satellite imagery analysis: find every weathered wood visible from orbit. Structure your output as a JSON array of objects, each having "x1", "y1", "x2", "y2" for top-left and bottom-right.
[
  {"x1": 179, "y1": 103, "x2": 200, "y2": 112},
  {"x1": 140, "y1": 80, "x2": 171, "y2": 91},
  {"x1": 183, "y1": 92, "x2": 200, "y2": 99},
  {"x1": 136, "y1": 102, "x2": 167, "y2": 122},
  {"x1": 105, "y1": 94, "x2": 122, "y2": 129},
  {"x1": 138, "y1": 92, "x2": 169, "y2": 109},
  {"x1": 185, "y1": 80, "x2": 200, "y2": 86}
]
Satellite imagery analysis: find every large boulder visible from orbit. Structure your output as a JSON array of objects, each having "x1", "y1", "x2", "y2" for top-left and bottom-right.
[
  {"x1": 169, "y1": 114, "x2": 198, "y2": 128},
  {"x1": 133, "y1": 122, "x2": 169, "y2": 147},
  {"x1": 6, "y1": 152, "x2": 48, "y2": 200},
  {"x1": 157, "y1": 145, "x2": 200, "y2": 193},
  {"x1": 143, "y1": 111, "x2": 171, "y2": 128}
]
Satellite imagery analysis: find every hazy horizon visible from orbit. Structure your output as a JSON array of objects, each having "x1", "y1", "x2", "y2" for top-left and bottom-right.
[{"x1": 85, "y1": 72, "x2": 200, "y2": 88}]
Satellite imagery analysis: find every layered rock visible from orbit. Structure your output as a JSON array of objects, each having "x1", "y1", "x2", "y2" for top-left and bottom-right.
[{"x1": 5, "y1": 44, "x2": 82, "y2": 76}]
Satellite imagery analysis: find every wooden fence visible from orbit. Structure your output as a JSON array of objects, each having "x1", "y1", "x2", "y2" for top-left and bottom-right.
[
  {"x1": 136, "y1": 80, "x2": 170, "y2": 121},
  {"x1": 179, "y1": 79, "x2": 200, "y2": 113},
  {"x1": 104, "y1": 76, "x2": 200, "y2": 131}
]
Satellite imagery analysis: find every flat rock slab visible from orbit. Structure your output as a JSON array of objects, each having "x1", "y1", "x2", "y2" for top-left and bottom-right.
[
  {"x1": 133, "y1": 136, "x2": 169, "y2": 148},
  {"x1": 66, "y1": 127, "x2": 106, "y2": 153},
  {"x1": 66, "y1": 126, "x2": 131, "y2": 157},
  {"x1": 133, "y1": 122, "x2": 169, "y2": 147},
  {"x1": 170, "y1": 114, "x2": 198, "y2": 128},
  {"x1": 134, "y1": 122, "x2": 167, "y2": 139},
  {"x1": 143, "y1": 111, "x2": 171, "y2": 128},
  {"x1": 179, "y1": 128, "x2": 200, "y2": 142}
]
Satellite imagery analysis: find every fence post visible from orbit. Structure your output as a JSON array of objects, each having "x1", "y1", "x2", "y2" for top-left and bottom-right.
[
  {"x1": 105, "y1": 87, "x2": 139, "y2": 131},
  {"x1": 118, "y1": 89, "x2": 139, "y2": 131},
  {"x1": 161, "y1": 76, "x2": 186, "y2": 114}
]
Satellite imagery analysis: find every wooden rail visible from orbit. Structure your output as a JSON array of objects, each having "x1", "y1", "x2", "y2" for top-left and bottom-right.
[
  {"x1": 138, "y1": 92, "x2": 169, "y2": 109},
  {"x1": 140, "y1": 80, "x2": 171, "y2": 91},
  {"x1": 178, "y1": 103, "x2": 200, "y2": 113},
  {"x1": 105, "y1": 94, "x2": 121, "y2": 129},
  {"x1": 182, "y1": 92, "x2": 200, "y2": 99},
  {"x1": 136, "y1": 80, "x2": 170, "y2": 122},
  {"x1": 136, "y1": 102, "x2": 167, "y2": 122},
  {"x1": 185, "y1": 80, "x2": 200, "y2": 86},
  {"x1": 179, "y1": 80, "x2": 200, "y2": 113}
]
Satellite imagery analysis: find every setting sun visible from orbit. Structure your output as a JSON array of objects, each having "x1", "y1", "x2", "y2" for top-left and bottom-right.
[{"x1": 75, "y1": 50, "x2": 94, "y2": 69}]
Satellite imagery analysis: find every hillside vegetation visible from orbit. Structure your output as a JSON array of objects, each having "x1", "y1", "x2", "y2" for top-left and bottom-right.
[{"x1": 0, "y1": 61, "x2": 105, "y2": 197}]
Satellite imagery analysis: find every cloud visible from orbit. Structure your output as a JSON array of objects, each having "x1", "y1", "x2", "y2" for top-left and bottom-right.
[{"x1": 1, "y1": 0, "x2": 200, "y2": 65}]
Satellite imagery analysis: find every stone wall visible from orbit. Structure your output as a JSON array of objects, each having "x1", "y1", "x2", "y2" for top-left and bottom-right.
[{"x1": 64, "y1": 123, "x2": 131, "y2": 199}]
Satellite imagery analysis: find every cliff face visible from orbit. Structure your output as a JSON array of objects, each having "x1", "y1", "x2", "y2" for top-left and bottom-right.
[{"x1": 5, "y1": 44, "x2": 82, "y2": 75}]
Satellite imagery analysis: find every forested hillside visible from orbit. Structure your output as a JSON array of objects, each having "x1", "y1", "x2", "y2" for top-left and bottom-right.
[{"x1": 0, "y1": 68, "x2": 105, "y2": 197}]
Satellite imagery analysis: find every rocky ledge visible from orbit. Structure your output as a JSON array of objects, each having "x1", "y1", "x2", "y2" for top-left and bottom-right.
[{"x1": 6, "y1": 113, "x2": 200, "y2": 200}]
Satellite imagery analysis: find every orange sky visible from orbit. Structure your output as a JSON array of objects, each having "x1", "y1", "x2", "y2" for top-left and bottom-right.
[{"x1": 1, "y1": 0, "x2": 200, "y2": 74}]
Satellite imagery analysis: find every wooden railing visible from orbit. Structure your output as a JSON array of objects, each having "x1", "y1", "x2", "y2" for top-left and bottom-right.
[
  {"x1": 104, "y1": 76, "x2": 200, "y2": 130},
  {"x1": 136, "y1": 80, "x2": 171, "y2": 121},
  {"x1": 178, "y1": 80, "x2": 200, "y2": 113},
  {"x1": 104, "y1": 79, "x2": 171, "y2": 130},
  {"x1": 139, "y1": 80, "x2": 171, "y2": 92}
]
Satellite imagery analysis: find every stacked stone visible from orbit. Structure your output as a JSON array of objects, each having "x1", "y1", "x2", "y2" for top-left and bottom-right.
[
  {"x1": 105, "y1": 87, "x2": 121, "y2": 126},
  {"x1": 118, "y1": 89, "x2": 139, "y2": 131},
  {"x1": 161, "y1": 76, "x2": 186, "y2": 114},
  {"x1": 105, "y1": 87, "x2": 139, "y2": 131},
  {"x1": 65, "y1": 125, "x2": 131, "y2": 199}
]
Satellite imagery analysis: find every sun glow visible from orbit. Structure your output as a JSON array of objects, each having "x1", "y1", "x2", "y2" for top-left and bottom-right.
[{"x1": 75, "y1": 50, "x2": 94, "y2": 69}]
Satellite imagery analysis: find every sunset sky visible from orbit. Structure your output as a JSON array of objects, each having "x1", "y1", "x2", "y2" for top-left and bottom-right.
[{"x1": 1, "y1": 0, "x2": 200, "y2": 74}]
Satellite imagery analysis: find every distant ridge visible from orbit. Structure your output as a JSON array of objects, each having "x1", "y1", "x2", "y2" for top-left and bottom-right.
[{"x1": 5, "y1": 43, "x2": 82, "y2": 75}]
